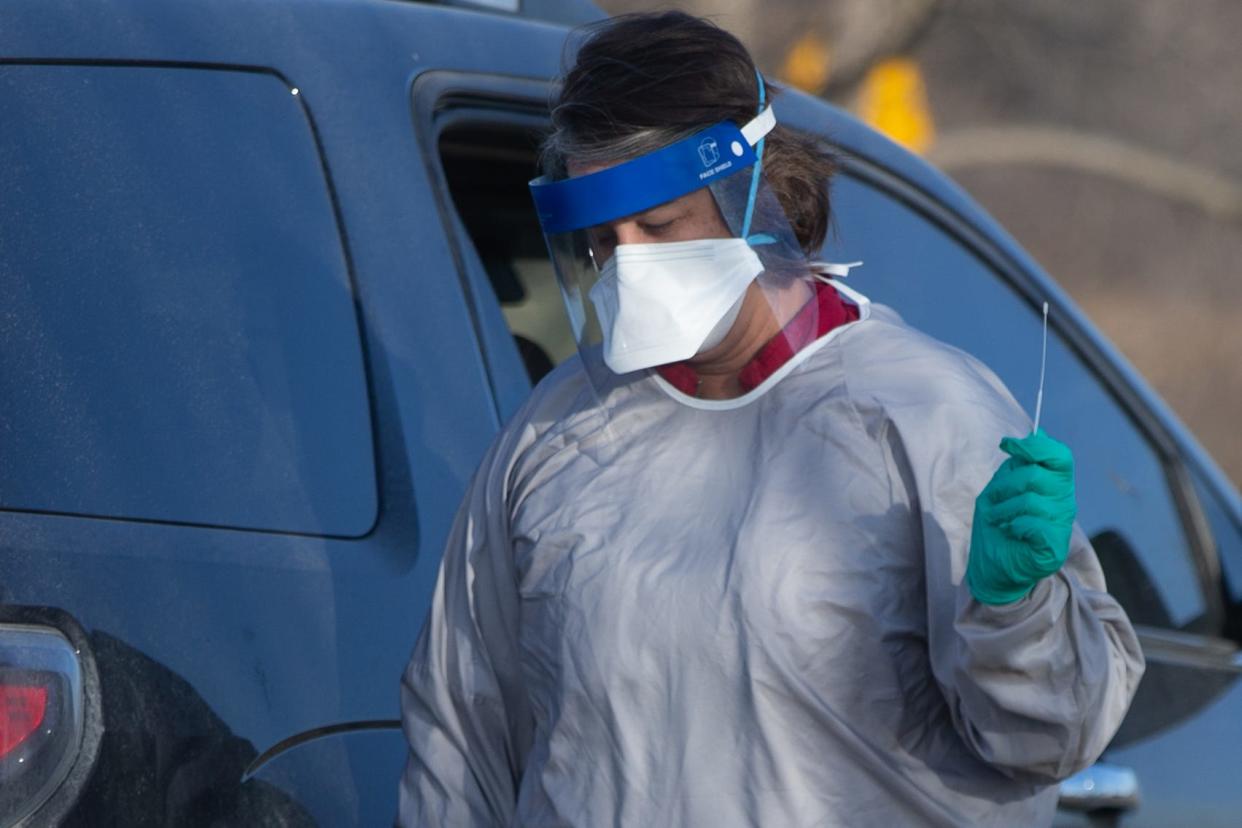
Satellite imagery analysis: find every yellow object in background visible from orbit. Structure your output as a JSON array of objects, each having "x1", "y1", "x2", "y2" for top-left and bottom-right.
[
  {"x1": 858, "y1": 57, "x2": 935, "y2": 155},
  {"x1": 781, "y1": 33, "x2": 832, "y2": 94}
]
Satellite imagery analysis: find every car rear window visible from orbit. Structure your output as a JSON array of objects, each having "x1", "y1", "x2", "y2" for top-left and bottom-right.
[{"x1": 0, "y1": 65, "x2": 376, "y2": 536}]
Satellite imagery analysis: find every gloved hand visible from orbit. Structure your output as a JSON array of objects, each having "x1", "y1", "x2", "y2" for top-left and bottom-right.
[{"x1": 966, "y1": 429, "x2": 1077, "y2": 605}]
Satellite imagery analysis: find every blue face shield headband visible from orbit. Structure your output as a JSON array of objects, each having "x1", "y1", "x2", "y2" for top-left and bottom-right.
[{"x1": 529, "y1": 100, "x2": 777, "y2": 239}]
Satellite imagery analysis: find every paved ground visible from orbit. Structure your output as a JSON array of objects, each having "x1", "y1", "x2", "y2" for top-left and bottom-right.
[{"x1": 598, "y1": 0, "x2": 1242, "y2": 487}]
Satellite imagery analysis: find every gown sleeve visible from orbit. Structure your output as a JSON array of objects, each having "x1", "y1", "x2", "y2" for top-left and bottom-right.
[
  {"x1": 398, "y1": 436, "x2": 533, "y2": 826},
  {"x1": 877, "y1": 341, "x2": 1145, "y2": 784}
]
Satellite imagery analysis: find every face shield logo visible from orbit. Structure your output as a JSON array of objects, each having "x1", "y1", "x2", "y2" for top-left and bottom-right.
[{"x1": 697, "y1": 137, "x2": 720, "y2": 168}]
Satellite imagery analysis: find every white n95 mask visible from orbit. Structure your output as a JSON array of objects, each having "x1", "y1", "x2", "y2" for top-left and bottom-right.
[{"x1": 588, "y1": 238, "x2": 764, "y2": 374}]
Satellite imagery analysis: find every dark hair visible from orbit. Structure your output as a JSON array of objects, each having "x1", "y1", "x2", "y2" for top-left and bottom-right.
[{"x1": 543, "y1": 11, "x2": 837, "y2": 254}]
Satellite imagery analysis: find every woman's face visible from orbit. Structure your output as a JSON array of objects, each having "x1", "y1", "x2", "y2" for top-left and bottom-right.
[{"x1": 567, "y1": 159, "x2": 733, "y2": 266}]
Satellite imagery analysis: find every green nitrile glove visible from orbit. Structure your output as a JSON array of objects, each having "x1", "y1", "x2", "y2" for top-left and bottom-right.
[{"x1": 966, "y1": 429, "x2": 1078, "y2": 605}]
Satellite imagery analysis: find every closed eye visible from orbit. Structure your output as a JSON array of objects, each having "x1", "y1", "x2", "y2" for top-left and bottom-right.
[{"x1": 639, "y1": 218, "x2": 676, "y2": 234}]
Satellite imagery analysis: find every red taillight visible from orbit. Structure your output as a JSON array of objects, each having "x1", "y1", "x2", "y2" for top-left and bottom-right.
[
  {"x1": 1, "y1": 685, "x2": 50, "y2": 757},
  {"x1": 0, "y1": 624, "x2": 86, "y2": 825}
]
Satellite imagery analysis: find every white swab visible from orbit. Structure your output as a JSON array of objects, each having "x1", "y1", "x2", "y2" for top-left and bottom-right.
[{"x1": 1033, "y1": 301, "x2": 1049, "y2": 433}]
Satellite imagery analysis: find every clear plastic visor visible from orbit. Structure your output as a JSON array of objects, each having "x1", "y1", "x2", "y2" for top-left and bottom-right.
[{"x1": 548, "y1": 179, "x2": 832, "y2": 402}]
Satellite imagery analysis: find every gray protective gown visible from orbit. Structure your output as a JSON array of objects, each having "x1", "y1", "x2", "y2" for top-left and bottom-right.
[{"x1": 399, "y1": 295, "x2": 1145, "y2": 827}]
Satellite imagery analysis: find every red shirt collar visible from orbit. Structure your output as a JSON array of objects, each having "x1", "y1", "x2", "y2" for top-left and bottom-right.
[{"x1": 656, "y1": 281, "x2": 859, "y2": 397}]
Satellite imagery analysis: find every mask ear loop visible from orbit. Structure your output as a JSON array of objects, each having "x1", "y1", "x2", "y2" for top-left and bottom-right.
[{"x1": 741, "y1": 70, "x2": 770, "y2": 247}]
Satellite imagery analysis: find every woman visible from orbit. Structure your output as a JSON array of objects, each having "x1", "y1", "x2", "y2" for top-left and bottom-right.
[{"x1": 400, "y1": 12, "x2": 1143, "y2": 827}]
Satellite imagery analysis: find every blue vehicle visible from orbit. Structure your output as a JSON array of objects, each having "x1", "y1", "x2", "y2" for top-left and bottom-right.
[{"x1": 0, "y1": 1, "x2": 1239, "y2": 824}]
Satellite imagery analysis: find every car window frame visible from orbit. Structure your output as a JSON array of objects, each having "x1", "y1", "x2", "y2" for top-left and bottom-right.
[{"x1": 410, "y1": 70, "x2": 555, "y2": 425}]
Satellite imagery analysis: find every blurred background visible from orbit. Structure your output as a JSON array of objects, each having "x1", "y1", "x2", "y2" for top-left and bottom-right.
[{"x1": 598, "y1": 0, "x2": 1242, "y2": 487}]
